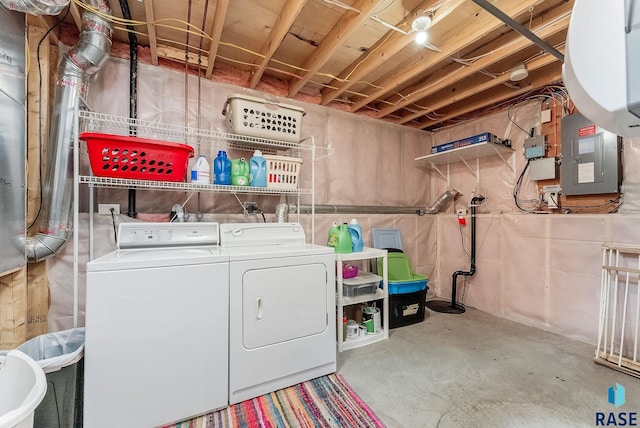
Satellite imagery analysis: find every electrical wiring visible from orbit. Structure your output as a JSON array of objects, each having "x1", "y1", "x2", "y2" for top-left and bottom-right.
[
  {"x1": 513, "y1": 159, "x2": 544, "y2": 213},
  {"x1": 507, "y1": 103, "x2": 531, "y2": 137}
]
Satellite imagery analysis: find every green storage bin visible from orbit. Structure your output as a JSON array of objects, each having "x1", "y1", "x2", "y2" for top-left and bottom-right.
[{"x1": 377, "y1": 252, "x2": 428, "y2": 294}]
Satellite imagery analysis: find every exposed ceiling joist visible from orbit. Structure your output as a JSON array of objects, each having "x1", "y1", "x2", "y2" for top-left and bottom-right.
[
  {"x1": 250, "y1": 0, "x2": 307, "y2": 88},
  {"x1": 287, "y1": 0, "x2": 385, "y2": 97},
  {"x1": 378, "y1": 2, "x2": 573, "y2": 120},
  {"x1": 48, "y1": 0, "x2": 573, "y2": 131}
]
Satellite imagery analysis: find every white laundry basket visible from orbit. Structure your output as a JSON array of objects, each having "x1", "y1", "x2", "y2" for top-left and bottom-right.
[
  {"x1": 222, "y1": 94, "x2": 305, "y2": 142},
  {"x1": 0, "y1": 350, "x2": 47, "y2": 428}
]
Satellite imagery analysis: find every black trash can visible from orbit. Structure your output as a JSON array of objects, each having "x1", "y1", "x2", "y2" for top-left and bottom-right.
[{"x1": 17, "y1": 328, "x2": 85, "y2": 428}]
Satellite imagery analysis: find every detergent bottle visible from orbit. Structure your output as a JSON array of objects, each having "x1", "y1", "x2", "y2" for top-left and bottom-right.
[
  {"x1": 348, "y1": 218, "x2": 363, "y2": 252},
  {"x1": 191, "y1": 155, "x2": 210, "y2": 184},
  {"x1": 249, "y1": 150, "x2": 267, "y2": 187},
  {"x1": 213, "y1": 150, "x2": 231, "y2": 185},
  {"x1": 231, "y1": 157, "x2": 249, "y2": 186},
  {"x1": 335, "y1": 223, "x2": 352, "y2": 254},
  {"x1": 327, "y1": 222, "x2": 339, "y2": 249}
]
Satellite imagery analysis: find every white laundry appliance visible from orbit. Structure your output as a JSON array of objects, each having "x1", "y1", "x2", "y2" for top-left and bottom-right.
[
  {"x1": 84, "y1": 222, "x2": 228, "y2": 428},
  {"x1": 220, "y1": 222, "x2": 336, "y2": 404}
]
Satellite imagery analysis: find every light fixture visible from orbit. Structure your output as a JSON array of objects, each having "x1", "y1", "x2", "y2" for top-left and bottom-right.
[
  {"x1": 510, "y1": 63, "x2": 529, "y2": 81},
  {"x1": 412, "y1": 14, "x2": 433, "y2": 44}
]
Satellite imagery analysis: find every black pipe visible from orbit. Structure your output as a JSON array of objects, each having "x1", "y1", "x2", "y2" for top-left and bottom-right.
[
  {"x1": 449, "y1": 196, "x2": 485, "y2": 311},
  {"x1": 426, "y1": 196, "x2": 484, "y2": 314},
  {"x1": 119, "y1": 0, "x2": 138, "y2": 218}
]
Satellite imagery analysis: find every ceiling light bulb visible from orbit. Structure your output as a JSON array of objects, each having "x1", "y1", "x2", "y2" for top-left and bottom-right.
[
  {"x1": 415, "y1": 31, "x2": 428, "y2": 44},
  {"x1": 412, "y1": 14, "x2": 433, "y2": 45}
]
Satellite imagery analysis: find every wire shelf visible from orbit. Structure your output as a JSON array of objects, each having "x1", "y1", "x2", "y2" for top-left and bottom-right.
[
  {"x1": 79, "y1": 175, "x2": 313, "y2": 195},
  {"x1": 79, "y1": 111, "x2": 316, "y2": 153}
]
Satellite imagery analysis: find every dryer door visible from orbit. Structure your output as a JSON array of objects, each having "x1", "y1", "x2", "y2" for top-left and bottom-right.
[{"x1": 242, "y1": 262, "x2": 327, "y2": 349}]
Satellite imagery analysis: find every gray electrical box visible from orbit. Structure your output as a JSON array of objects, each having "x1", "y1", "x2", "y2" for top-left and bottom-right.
[{"x1": 560, "y1": 112, "x2": 622, "y2": 195}]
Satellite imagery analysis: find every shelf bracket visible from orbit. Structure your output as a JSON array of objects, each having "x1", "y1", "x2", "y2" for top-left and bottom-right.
[
  {"x1": 430, "y1": 162, "x2": 448, "y2": 181},
  {"x1": 457, "y1": 154, "x2": 477, "y2": 178},
  {"x1": 492, "y1": 145, "x2": 515, "y2": 172}
]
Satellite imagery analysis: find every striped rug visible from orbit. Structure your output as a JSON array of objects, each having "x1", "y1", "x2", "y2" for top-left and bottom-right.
[{"x1": 166, "y1": 373, "x2": 386, "y2": 428}]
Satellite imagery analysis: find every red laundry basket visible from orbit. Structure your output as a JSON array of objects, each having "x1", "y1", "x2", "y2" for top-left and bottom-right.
[{"x1": 81, "y1": 132, "x2": 194, "y2": 182}]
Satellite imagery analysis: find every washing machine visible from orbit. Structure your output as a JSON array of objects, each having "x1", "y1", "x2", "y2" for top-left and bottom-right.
[
  {"x1": 84, "y1": 222, "x2": 228, "y2": 428},
  {"x1": 220, "y1": 222, "x2": 336, "y2": 404}
]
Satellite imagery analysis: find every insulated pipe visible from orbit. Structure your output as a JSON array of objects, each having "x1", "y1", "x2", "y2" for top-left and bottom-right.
[
  {"x1": 287, "y1": 189, "x2": 460, "y2": 215},
  {"x1": 0, "y1": 0, "x2": 69, "y2": 15},
  {"x1": 17, "y1": 0, "x2": 113, "y2": 262}
]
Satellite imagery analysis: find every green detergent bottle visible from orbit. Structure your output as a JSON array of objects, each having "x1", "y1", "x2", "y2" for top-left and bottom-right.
[
  {"x1": 335, "y1": 223, "x2": 352, "y2": 254},
  {"x1": 231, "y1": 157, "x2": 249, "y2": 186},
  {"x1": 327, "y1": 222, "x2": 339, "y2": 248}
]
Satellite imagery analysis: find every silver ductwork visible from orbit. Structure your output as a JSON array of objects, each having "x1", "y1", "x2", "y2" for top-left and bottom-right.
[
  {"x1": 0, "y1": 0, "x2": 69, "y2": 15},
  {"x1": 15, "y1": 0, "x2": 113, "y2": 262},
  {"x1": 423, "y1": 189, "x2": 461, "y2": 214}
]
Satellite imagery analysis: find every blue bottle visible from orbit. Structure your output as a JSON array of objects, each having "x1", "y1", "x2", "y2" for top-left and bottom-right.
[
  {"x1": 214, "y1": 150, "x2": 231, "y2": 185},
  {"x1": 348, "y1": 218, "x2": 364, "y2": 252},
  {"x1": 249, "y1": 150, "x2": 267, "y2": 187}
]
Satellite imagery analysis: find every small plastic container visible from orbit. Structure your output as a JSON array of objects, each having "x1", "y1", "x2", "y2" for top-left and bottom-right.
[
  {"x1": 214, "y1": 150, "x2": 231, "y2": 185},
  {"x1": 191, "y1": 155, "x2": 210, "y2": 184},
  {"x1": 249, "y1": 150, "x2": 267, "y2": 187}
]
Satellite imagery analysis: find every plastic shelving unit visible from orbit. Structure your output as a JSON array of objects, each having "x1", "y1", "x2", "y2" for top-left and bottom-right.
[{"x1": 335, "y1": 247, "x2": 388, "y2": 352}]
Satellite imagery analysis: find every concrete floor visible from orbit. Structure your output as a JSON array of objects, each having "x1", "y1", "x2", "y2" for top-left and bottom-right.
[{"x1": 338, "y1": 307, "x2": 640, "y2": 428}]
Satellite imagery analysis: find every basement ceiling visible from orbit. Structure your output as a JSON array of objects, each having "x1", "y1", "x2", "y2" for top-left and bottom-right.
[{"x1": 53, "y1": 0, "x2": 572, "y2": 131}]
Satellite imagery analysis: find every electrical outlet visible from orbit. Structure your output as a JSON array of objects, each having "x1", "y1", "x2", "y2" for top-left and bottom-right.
[
  {"x1": 244, "y1": 202, "x2": 258, "y2": 213},
  {"x1": 456, "y1": 208, "x2": 468, "y2": 216},
  {"x1": 98, "y1": 203, "x2": 120, "y2": 215}
]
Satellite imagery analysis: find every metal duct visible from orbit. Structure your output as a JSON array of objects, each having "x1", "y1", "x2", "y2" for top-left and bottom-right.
[
  {"x1": 0, "y1": 0, "x2": 69, "y2": 15},
  {"x1": 18, "y1": 0, "x2": 113, "y2": 262},
  {"x1": 288, "y1": 190, "x2": 461, "y2": 215}
]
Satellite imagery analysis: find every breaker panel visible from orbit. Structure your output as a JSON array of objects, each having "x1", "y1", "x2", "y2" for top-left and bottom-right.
[{"x1": 560, "y1": 112, "x2": 622, "y2": 196}]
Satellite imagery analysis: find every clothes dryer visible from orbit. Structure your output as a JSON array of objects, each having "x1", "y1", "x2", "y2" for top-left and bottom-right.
[{"x1": 220, "y1": 222, "x2": 336, "y2": 404}]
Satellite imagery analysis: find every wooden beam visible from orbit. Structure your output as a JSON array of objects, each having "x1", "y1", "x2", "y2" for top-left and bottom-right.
[
  {"x1": 399, "y1": 47, "x2": 562, "y2": 124},
  {"x1": 371, "y1": 2, "x2": 572, "y2": 117},
  {"x1": 349, "y1": 0, "x2": 548, "y2": 113},
  {"x1": 0, "y1": 268, "x2": 27, "y2": 349},
  {"x1": 319, "y1": 0, "x2": 461, "y2": 106},
  {"x1": 70, "y1": 1, "x2": 83, "y2": 31},
  {"x1": 250, "y1": 0, "x2": 307, "y2": 88},
  {"x1": 158, "y1": 43, "x2": 210, "y2": 69},
  {"x1": 205, "y1": 0, "x2": 230, "y2": 79},
  {"x1": 287, "y1": 0, "x2": 384, "y2": 97},
  {"x1": 27, "y1": 26, "x2": 49, "y2": 230},
  {"x1": 143, "y1": 0, "x2": 159, "y2": 66},
  {"x1": 26, "y1": 25, "x2": 52, "y2": 338},
  {"x1": 27, "y1": 262, "x2": 49, "y2": 339},
  {"x1": 418, "y1": 66, "x2": 563, "y2": 129}
]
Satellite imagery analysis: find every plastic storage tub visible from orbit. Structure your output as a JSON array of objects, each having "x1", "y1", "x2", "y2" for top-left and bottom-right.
[
  {"x1": 222, "y1": 94, "x2": 305, "y2": 143},
  {"x1": 388, "y1": 288, "x2": 428, "y2": 329},
  {"x1": 343, "y1": 273, "x2": 382, "y2": 297},
  {"x1": 377, "y1": 252, "x2": 429, "y2": 328}
]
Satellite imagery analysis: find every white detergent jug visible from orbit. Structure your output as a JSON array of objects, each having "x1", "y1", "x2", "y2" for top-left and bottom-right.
[{"x1": 191, "y1": 155, "x2": 210, "y2": 184}]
